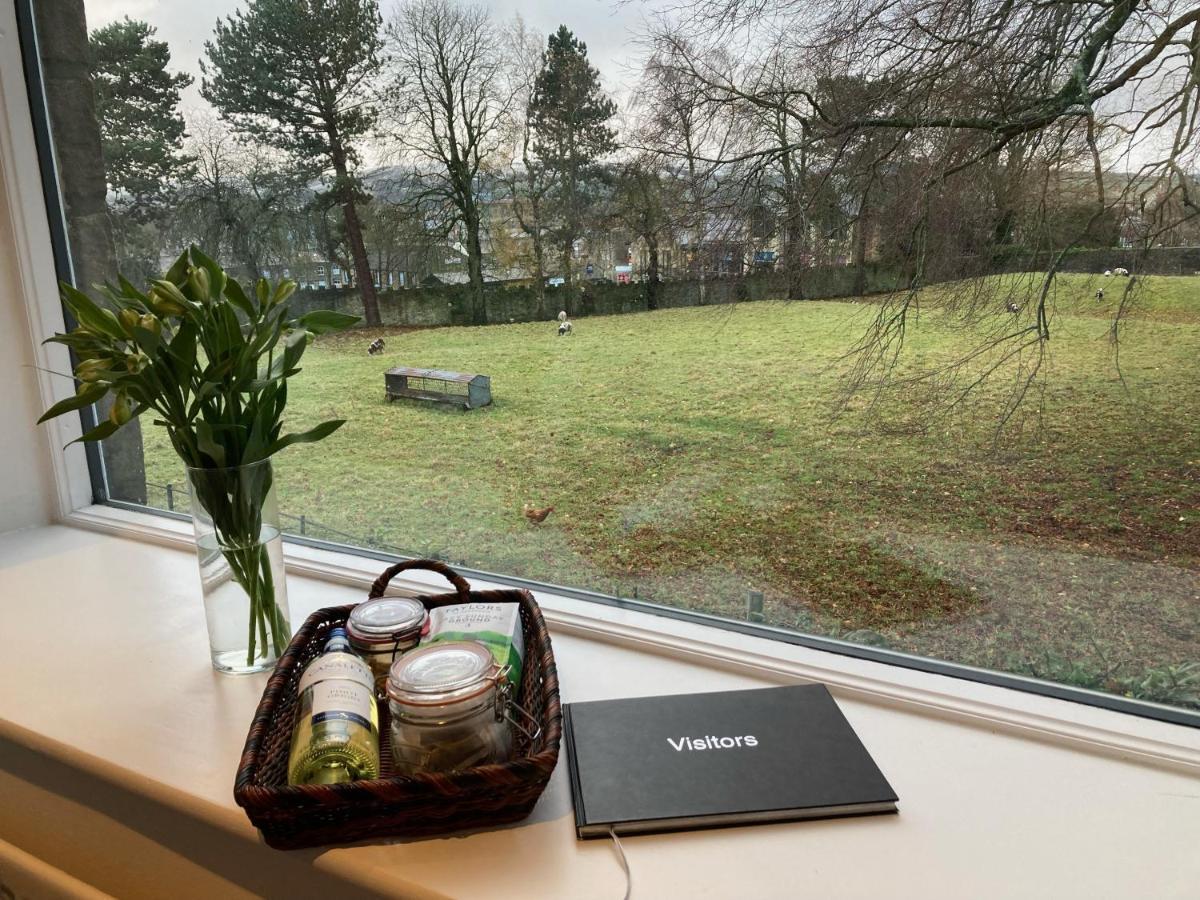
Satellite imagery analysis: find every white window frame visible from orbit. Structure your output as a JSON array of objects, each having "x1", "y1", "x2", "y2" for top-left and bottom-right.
[{"x1": 2, "y1": 4, "x2": 1197, "y2": 772}]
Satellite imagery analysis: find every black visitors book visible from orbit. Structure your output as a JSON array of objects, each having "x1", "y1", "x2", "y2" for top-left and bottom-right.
[{"x1": 564, "y1": 683, "x2": 898, "y2": 838}]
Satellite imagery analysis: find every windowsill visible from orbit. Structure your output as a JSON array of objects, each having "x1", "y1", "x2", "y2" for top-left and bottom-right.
[
  {"x1": 0, "y1": 519, "x2": 1198, "y2": 897},
  {"x1": 67, "y1": 503, "x2": 1200, "y2": 769}
]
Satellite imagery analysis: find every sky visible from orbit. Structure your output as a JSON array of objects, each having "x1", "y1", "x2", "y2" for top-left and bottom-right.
[
  {"x1": 86, "y1": 0, "x2": 652, "y2": 124},
  {"x1": 84, "y1": 0, "x2": 1171, "y2": 173}
]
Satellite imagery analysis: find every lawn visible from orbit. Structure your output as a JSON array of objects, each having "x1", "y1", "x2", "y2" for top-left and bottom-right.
[{"x1": 140, "y1": 273, "x2": 1200, "y2": 705}]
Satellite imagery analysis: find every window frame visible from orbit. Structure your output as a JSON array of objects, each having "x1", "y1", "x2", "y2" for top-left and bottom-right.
[{"x1": 4, "y1": 0, "x2": 1198, "y2": 745}]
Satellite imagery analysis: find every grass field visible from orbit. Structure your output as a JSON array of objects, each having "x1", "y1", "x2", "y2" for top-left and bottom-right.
[{"x1": 140, "y1": 273, "x2": 1200, "y2": 704}]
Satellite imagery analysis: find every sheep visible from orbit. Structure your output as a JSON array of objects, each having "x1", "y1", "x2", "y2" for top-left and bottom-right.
[
  {"x1": 1112, "y1": 267, "x2": 1130, "y2": 276},
  {"x1": 1006, "y1": 302, "x2": 1020, "y2": 314},
  {"x1": 558, "y1": 320, "x2": 573, "y2": 336},
  {"x1": 1104, "y1": 269, "x2": 1112, "y2": 277},
  {"x1": 367, "y1": 337, "x2": 385, "y2": 356},
  {"x1": 557, "y1": 310, "x2": 568, "y2": 322},
  {"x1": 1095, "y1": 288, "x2": 1104, "y2": 301}
]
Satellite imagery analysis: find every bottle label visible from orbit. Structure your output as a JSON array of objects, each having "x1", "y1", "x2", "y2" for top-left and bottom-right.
[
  {"x1": 298, "y1": 652, "x2": 374, "y2": 695},
  {"x1": 310, "y1": 680, "x2": 375, "y2": 732}
]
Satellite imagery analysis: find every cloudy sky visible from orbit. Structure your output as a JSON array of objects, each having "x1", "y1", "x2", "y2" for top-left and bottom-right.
[{"x1": 86, "y1": 0, "x2": 652, "y2": 121}]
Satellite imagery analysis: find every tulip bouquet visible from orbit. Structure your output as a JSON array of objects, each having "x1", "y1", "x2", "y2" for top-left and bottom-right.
[{"x1": 39, "y1": 247, "x2": 359, "y2": 668}]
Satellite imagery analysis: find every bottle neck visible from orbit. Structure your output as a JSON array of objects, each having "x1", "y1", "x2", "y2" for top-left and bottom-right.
[{"x1": 324, "y1": 627, "x2": 353, "y2": 655}]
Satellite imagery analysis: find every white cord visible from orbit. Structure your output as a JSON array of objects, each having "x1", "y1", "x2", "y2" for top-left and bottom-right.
[{"x1": 609, "y1": 826, "x2": 632, "y2": 900}]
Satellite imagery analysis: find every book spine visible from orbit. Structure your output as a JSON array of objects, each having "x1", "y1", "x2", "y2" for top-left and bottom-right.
[{"x1": 562, "y1": 705, "x2": 587, "y2": 838}]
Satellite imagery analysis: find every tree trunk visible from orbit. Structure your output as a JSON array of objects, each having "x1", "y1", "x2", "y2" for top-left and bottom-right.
[
  {"x1": 340, "y1": 195, "x2": 379, "y2": 326},
  {"x1": 684, "y1": 146, "x2": 707, "y2": 306},
  {"x1": 852, "y1": 184, "x2": 872, "y2": 296},
  {"x1": 36, "y1": 0, "x2": 146, "y2": 505},
  {"x1": 518, "y1": 143, "x2": 548, "y2": 317},
  {"x1": 464, "y1": 211, "x2": 487, "y2": 325},
  {"x1": 783, "y1": 210, "x2": 805, "y2": 301},
  {"x1": 525, "y1": 189, "x2": 547, "y2": 318},
  {"x1": 560, "y1": 238, "x2": 573, "y2": 294},
  {"x1": 531, "y1": 229, "x2": 547, "y2": 318},
  {"x1": 645, "y1": 234, "x2": 660, "y2": 311},
  {"x1": 562, "y1": 159, "x2": 578, "y2": 289},
  {"x1": 329, "y1": 147, "x2": 380, "y2": 326},
  {"x1": 779, "y1": 138, "x2": 805, "y2": 301}
]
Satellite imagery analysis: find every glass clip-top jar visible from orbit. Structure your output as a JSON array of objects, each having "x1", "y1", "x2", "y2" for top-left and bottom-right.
[
  {"x1": 386, "y1": 640, "x2": 539, "y2": 776},
  {"x1": 347, "y1": 596, "x2": 428, "y2": 695}
]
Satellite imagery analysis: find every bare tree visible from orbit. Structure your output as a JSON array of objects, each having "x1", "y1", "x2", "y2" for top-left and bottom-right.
[
  {"x1": 498, "y1": 17, "x2": 556, "y2": 314},
  {"x1": 609, "y1": 155, "x2": 680, "y2": 309},
  {"x1": 638, "y1": 46, "x2": 741, "y2": 301},
  {"x1": 385, "y1": 0, "x2": 512, "y2": 325},
  {"x1": 173, "y1": 115, "x2": 309, "y2": 283}
]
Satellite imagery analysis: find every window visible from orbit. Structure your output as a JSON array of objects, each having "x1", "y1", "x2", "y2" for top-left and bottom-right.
[{"x1": 18, "y1": 0, "x2": 1200, "y2": 724}]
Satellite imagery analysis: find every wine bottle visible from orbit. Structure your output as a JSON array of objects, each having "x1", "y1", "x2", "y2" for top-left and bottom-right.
[{"x1": 287, "y1": 626, "x2": 381, "y2": 785}]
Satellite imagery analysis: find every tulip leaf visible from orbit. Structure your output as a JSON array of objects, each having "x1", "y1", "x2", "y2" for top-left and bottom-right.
[
  {"x1": 65, "y1": 418, "x2": 120, "y2": 448},
  {"x1": 61, "y1": 283, "x2": 124, "y2": 340},
  {"x1": 297, "y1": 310, "x2": 360, "y2": 334},
  {"x1": 37, "y1": 382, "x2": 108, "y2": 424},
  {"x1": 163, "y1": 248, "x2": 191, "y2": 284},
  {"x1": 195, "y1": 420, "x2": 227, "y2": 467},
  {"x1": 258, "y1": 419, "x2": 345, "y2": 461},
  {"x1": 118, "y1": 275, "x2": 149, "y2": 303},
  {"x1": 223, "y1": 278, "x2": 256, "y2": 319},
  {"x1": 131, "y1": 325, "x2": 162, "y2": 357}
]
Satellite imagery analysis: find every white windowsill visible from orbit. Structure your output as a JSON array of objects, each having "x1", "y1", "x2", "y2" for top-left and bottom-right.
[{"x1": 66, "y1": 502, "x2": 1200, "y2": 771}]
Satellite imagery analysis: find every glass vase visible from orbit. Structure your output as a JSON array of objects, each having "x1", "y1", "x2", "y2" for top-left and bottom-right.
[{"x1": 188, "y1": 460, "x2": 291, "y2": 674}]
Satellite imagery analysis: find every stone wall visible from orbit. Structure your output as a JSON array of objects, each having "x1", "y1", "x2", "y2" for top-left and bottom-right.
[
  {"x1": 291, "y1": 262, "x2": 905, "y2": 328},
  {"x1": 1000, "y1": 246, "x2": 1200, "y2": 276},
  {"x1": 289, "y1": 247, "x2": 1197, "y2": 329}
]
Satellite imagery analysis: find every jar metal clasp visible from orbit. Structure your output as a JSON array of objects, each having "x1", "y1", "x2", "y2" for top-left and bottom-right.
[
  {"x1": 495, "y1": 666, "x2": 541, "y2": 742},
  {"x1": 388, "y1": 630, "x2": 408, "y2": 664}
]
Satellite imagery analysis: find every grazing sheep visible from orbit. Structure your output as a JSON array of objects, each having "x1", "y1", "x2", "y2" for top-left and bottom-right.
[
  {"x1": 367, "y1": 337, "x2": 385, "y2": 356},
  {"x1": 1006, "y1": 302, "x2": 1020, "y2": 314},
  {"x1": 558, "y1": 320, "x2": 573, "y2": 336},
  {"x1": 1104, "y1": 269, "x2": 1112, "y2": 277},
  {"x1": 1096, "y1": 288, "x2": 1104, "y2": 301},
  {"x1": 557, "y1": 310, "x2": 568, "y2": 322},
  {"x1": 1113, "y1": 267, "x2": 1130, "y2": 276}
]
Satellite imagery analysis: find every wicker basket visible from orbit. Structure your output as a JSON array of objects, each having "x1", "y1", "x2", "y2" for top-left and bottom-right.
[{"x1": 234, "y1": 559, "x2": 562, "y2": 849}]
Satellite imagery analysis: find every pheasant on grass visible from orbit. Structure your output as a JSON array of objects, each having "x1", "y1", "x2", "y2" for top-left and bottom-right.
[{"x1": 523, "y1": 504, "x2": 554, "y2": 524}]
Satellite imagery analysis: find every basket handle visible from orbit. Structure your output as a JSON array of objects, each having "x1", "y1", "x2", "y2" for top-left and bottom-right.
[{"x1": 368, "y1": 559, "x2": 471, "y2": 602}]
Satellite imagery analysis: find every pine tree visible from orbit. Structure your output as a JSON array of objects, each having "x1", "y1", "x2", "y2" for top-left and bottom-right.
[
  {"x1": 529, "y1": 26, "x2": 617, "y2": 287},
  {"x1": 90, "y1": 19, "x2": 193, "y2": 210},
  {"x1": 90, "y1": 19, "x2": 194, "y2": 283},
  {"x1": 202, "y1": 0, "x2": 386, "y2": 325}
]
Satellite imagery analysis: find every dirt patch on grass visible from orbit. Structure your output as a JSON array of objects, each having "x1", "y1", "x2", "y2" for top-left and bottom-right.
[
  {"x1": 590, "y1": 503, "x2": 980, "y2": 632},
  {"x1": 873, "y1": 529, "x2": 1200, "y2": 677}
]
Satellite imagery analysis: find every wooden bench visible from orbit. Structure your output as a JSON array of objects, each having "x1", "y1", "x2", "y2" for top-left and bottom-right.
[{"x1": 384, "y1": 367, "x2": 492, "y2": 409}]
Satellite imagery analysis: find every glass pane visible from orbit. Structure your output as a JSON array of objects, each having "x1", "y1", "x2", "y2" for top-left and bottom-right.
[{"x1": 26, "y1": 0, "x2": 1200, "y2": 716}]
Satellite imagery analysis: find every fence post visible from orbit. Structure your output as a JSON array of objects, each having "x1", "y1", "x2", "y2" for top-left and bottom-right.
[
  {"x1": 165, "y1": 483, "x2": 174, "y2": 511},
  {"x1": 299, "y1": 514, "x2": 306, "y2": 536},
  {"x1": 746, "y1": 590, "x2": 765, "y2": 624}
]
